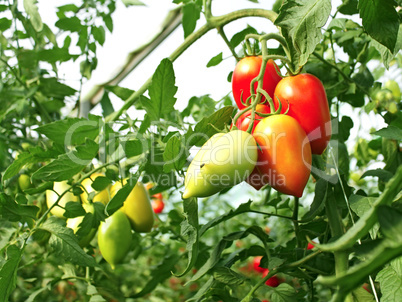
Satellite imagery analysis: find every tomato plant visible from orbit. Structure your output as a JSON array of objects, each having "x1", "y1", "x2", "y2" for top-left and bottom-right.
[
  {"x1": 234, "y1": 104, "x2": 270, "y2": 132},
  {"x1": 273, "y1": 73, "x2": 332, "y2": 155},
  {"x1": 232, "y1": 56, "x2": 282, "y2": 109}
]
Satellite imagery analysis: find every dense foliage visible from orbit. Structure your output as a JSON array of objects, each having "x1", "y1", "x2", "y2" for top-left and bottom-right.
[{"x1": 1, "y1": 0, "x2": 401, "y2": 301}]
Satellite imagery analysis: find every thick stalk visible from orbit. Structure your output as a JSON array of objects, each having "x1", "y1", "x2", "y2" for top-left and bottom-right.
[{"x1": 106, "y1": 9, "x2": 277, "y2": 123}]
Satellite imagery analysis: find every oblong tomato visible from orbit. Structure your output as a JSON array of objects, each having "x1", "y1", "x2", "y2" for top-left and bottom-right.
[
  {"x1": 234, "y1": 104, "x2": 270, "y2": 132},
  {"x1": 273, "y1": 74, "x2": 331, "y2": 155},
  {"x1": 252, "y1": 115, "x2": 312, "y2": 197},
  {"x1": 232, "y1": 56, "x2": 282, "y2": 110}
]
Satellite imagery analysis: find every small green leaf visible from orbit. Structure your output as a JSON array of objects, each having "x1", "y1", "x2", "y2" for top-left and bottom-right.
[
  {"x1": 206, "y1": 53, "x2": 223, "y2": 67},
  {"x1": 376, "y1": 257, "x2": 402, "y2": 302},
  {"x1": 100, "y1": 92, "x2": 114, "y2": 117},
  {"x1": 182, "y1": 2, "x2": 201, "y2": 38},
  {"x1": 121, "y1": 0, "x2": 145, "y2": 6},
  {"x1": 0, "y1": 17, "x2": 12, "y2": 31},
  {"x1": 91, "y1": 176, "x2": 111, "y2": 191},
  {"x1": 212, "y1": 267, "x2": 246, "y2": 285},
  {"x1": 0, "y1": 193, "x2": 39, "y2": 221},
  {"x1": 123, "y1": 139, "x2": 146, "y2": 158},
  {"x1": 230, "y1": 26, "x2": 258, "y2": 48},
  {"x1": 372, "y1": 125, "x2": 402, "y2": 141},
  {"x1": 359, "y1": 0, "x2": 399, "y2": 51},
  {"x1": 163, "y1": 135, "x2": 188, "y2": 173},
  {"x1": 105, "y1": 85, "x2": 135, "y2": 101},
  {"x1": 0, "y1": 245, "x2": 23, "y2": 302},
  {"x1": 377, "y1": 206, "x2": 402, "y2": 242},
  {"x1": 40, "y1": 217, "x2": 96, "y2": 267},
  {"x1": 92, "y1": 26, "x2": 105, "y2": 46},
  {"x1": 145, "y1": 58, "x2": 177, "y2": 121},
  {"x1": 55, "y1": 16, "x2": 82, "y2": 32},
  {"x1": 23, "y1": 0, "x2": 43, "y2": 31},
  {"x1": 361, "y1": 169, "x2": 394, "y2": 182},
  {"x1": 270, "y1": 283, "x2": 297, "y2": 301}
]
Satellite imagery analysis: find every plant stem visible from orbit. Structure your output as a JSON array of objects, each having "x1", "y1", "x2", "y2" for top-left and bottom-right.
[
  {"x1": 106, "y1": 9, "x2": 277, "y2": 123},
  {"x1": 217, "y1": 26, "x2": 240, "y2": 61}
]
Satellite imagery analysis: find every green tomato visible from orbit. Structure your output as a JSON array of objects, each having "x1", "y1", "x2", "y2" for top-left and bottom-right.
[
  {"x1": 183, "y1": 130, "x2": 257, "y2": 198},
  {"x1": 110, "y1": 181, "x2": 154, "y2": 233},
  {"x1": 183, "y1": 132, "x2": 226, "y2": 199},
  {"x1": 384, "y1": 80, "x2": 401, "y2": 101},
  {"x1": 46, "y1": 181, "x2": 80, "y2": 218},
  {"x1": 18, "y1": 174, "x2": 32, "y2": 191},
  {"x1": 98, "y1": 210, "x2": 132, "y2": 269}
]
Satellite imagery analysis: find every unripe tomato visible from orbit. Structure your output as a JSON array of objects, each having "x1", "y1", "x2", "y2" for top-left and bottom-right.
[
  {"x1": 183, "y1": 130, "x2": 257, "y2": 198},
  {"x1": 274, "y1": 74, "x2": 331, "y2": 155},
  {"x1": 151, "y1": 193, "x2": 165, "y2": 214},
  {"x1": 253, "y1": 256, "x2": 266, "y2": 273},
  {"x1": 98, "y1": 210, "x2": 132, "y2": 269},
  {"x1": 110, "y1": 180, "x2": 154, "y2": 232},
  {"x1": 66, "y1": 203, "x2": 96, "y2": 247},
  {"x1": 234, "y1": 104, "x2": 270, "y2": 132},
  {"x1": 183, "y1": 133, "x2": 226, "y2": 199},
  {"x1": 18, "y1": 174, "x2": 32, "y2": 191},
  {"x1": 46, "y1": 181, "x2": 80, "y2": 218},
  {"x1": 232, "y1": 56, "x2": 282, "y2": 110},
  {"x1": 80, "y1": 173, "x2": 110, "y2": 205},
  {"x1": 384, "y1": 80, "x2": 401, "y2": 100},
  {"x1": 253, "y1": 115, "x2": 312, "y2": 197}
]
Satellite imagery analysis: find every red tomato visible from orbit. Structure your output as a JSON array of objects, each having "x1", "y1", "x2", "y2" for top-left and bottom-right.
[
  {"x1": 151, "y1": 193, "x2": 164, "y2": 214},
  {"x1": 262, "y1": 269, "x2": 280, "y2": 287},
  {"x1": 232, "y1": 56, "x2": 282, "y2": 110},
  {"x1": 234, "y1": 104, "x2": 270, "y2": 132},
  {"x1": 253, "y1": 256, "x2": 266, "y2": 273},
  {"x1": 273, "y1": 74, "x2": 331, "y2": 155},
  {"x1": 307, "y1": 242, "x2": 315, "y2": 250},
  {"x1": 252, "y1": 115, "x2": 312, "y2": 197}
]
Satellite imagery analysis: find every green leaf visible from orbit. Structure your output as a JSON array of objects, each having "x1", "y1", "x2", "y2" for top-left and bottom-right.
[
  {"x1": 32, "y1": 139, "x2": 99, "y2": 182},
  {"x1": 338, "y1": 0, "x2": 358, "y2": 15},
  {"x1": 39, "y1": 78, "x2": 76, "y2": 98},
  {"x1": 0, "y1": 18, "x2": 12, "y2": 31},
  {"x1": 275, "y1": 0, "x2": 332, "y2": 67},
  {"x1": 370, "y1": 24, "x2": 402, "y2": 69},
  {"x1": 55, "y1": 16, "x2": 82, "y2": 32},
  {"x1": 163, "y1": 135, "x2": 188, "y2": 173},
  {"x1": 358, "y1": 0, "x2": 399, "y2": 51},
  {"x1": 35, "y1": 118, "x2": 101, "y2": 146},
  {"x1": 212, "y1": 267, "x2": 246, "y2": 285},
  {"x1": 187, "y1": 106, "x2": 234, "y2": 147},
  {"x1": 131, "y1": 254, "x2": 181, "y2": 298},
  {"x1": 0, "y1": 193, "x2": 39, "y2": 221},
  {"x1": 376, "y1": 257, "x2": 402, "y2": 302},
  {"x1": 23, "y1": 0, "x2": 43, "y2": 31},
  {"x1": 105, "y1": 177, "x2": 137, "y2": 215},
  {"x1": 378, "y1": 205, "x2": 402, "y2": 242},
  {"x1": 372, "y1": 125, "x2": 402, "y2": 141},
  {"x1": 301, "y1": 179, "x2": 327, "y2": 222},
  {"x1": 175, "y1": 198, "x2": 199, "y2": 277},
  {"x1": 121, "y1": 0, "x2": 145, "y2": 6},
  {"x1": 182, "y1": 2, "x2": 201, "y2": 38},
  {"x1": 0, "y1": 245, "x2": 23, "y2": 302},
  {"x1": 92, "y1": 26, "x2": 105, "y2": 46},
  {"x1": 361, "y1": 169, "x2": 394, "y2": 182},
  {"x1": 37, "y1": 48, "x2": 74, "y2": 64},
  {"x1": 40, "y1": 217, "x2": 96, "y2": 267},
  {"x1": 63, "y1": 202, "x2": 86, "y2": 219},
  {"x1": 91, "y1": 176, "x2": 112, "y2": 191},
  {"x1": 100, "y1": 92, "x2": 114, "y2": 117},
  {"x1": 123, "y1": 139, "x2": 147, "y2": 158},
  {"x1": 230, "y1": 26, "x2": 258, "y2": 48},
  {"x1": 105, "y1": 85, "x2": 135, "y2": 101},
  {"x1": 270, "y1": 283, "x2": 297, "y2": 302},
  {"x1": 206, "y1": 53, "x2": 223, "y2": 67},
  {"x1": 144, "y1": 58, "x2": 177, "y2": 121}
]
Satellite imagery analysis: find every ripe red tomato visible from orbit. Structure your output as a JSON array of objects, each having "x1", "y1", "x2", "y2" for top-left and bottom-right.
[
  {"x1": 307, "y1": 242, "x2": 315, "y2": 250},
  {"x1": 152, "y1": 193, "x2": 165, "y2": 214},
  {"x1": 262, "y1": 269, "x2": 280, "y2": 287},
  {"x1": 234, "y1": 104, "x2": 270, "y2": 132},
  {"x1": 232, "y1": 56, "x2": 282, "y2": 110},
  {"x1": 252, "y1": 115, "x2": 312, "y2": 197},
  {"x1": 253, "y1": 256, "x2": 266, "y2": 273},
  {"x1": 273, "y1": 74, "x2": 331, "y2": 155}
]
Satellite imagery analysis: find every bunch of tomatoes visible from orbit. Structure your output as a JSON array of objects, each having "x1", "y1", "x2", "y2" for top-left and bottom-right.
[
  {"x1": 45, "y1": 174, "x2": 165, "y2": 269},
  {"x1": 183, "y1": 55, "x2": 331, "y2": 199}
]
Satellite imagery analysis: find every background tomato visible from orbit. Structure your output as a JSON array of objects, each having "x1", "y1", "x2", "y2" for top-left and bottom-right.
[
  {"x1": 253, "y1": 115, "x2": 312, "y2": 197},
  {"x1": 234, "y1": 104, "x2": 270, "y2": 132},
  {"x1": 18, "y1": 174, "x2": 32, "y2": 191},
  {"x1": 253, "y1": 256, "x2": 266, "y2": 273},
  {"x1": 151, "y1": 193, "x2": 165, "y2": 214},
  {"x1": 232, "y1": 56, "x2": 282, "y2": 110},
  {"x1": 98, "y1": 210, "x2": 132, "y2": 269},
  {"x1": 273, "y1": 74, "x2": 331, "y2": 155},
  {"x1": 80, "y1": 173, "x2": 110, "y2": 205},
  {"x1": 262, "y1": 269, "x2": 280, "y2": 287},
  {"x1": 110, "y1": 180, "x2": 154, "y2": 232}
]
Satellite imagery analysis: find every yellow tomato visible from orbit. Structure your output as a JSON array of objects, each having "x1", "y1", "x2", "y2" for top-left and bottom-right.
[
  {"x1": 110, "y1": 180, "x2": 154, "y2": 232},
  {"x1": 80, "y1": 173, "x2": 110, "y2": 205},
  {"x1": 46, "y1": 181, "x2": 79, "y2": 218}
]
